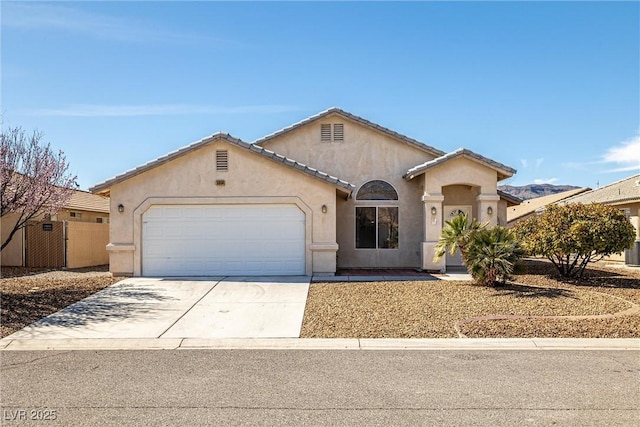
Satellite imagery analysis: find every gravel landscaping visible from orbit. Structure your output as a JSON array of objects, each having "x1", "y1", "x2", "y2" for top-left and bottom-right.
[
  {"x1": 0, "y1": 266, "x2": 124, "y2": 338},
  {"x1": 301, "y1": 259, "x2": 640, "y2": 338}
]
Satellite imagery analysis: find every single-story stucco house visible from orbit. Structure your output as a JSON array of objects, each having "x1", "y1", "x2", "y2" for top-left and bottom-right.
[{"x1": 90, "y1": 108, "x2": 518, "y2": 277}]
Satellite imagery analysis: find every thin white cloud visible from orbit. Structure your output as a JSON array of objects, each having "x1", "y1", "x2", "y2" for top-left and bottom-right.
[
  {"x1": 533, "y1": 178, "x2": 558, "y2": 185},
  {"x1": 3, "y1": 3, "x2": 234, "y2": 46},
  {"x1": 602, "y1": 135, "x2": 640, "y2": 173},
  {"x1": 22, "y1": 104, "x2": 303, "y2": 117},
  {"x1": 520, "y1": 158, "x2": 544, "y2": 169},
  {"x1": 562, "y1": 134, "x2": 640, "y2": 173}
]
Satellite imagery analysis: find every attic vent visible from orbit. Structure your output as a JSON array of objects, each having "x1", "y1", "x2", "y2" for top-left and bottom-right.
[
  {"x1": 320, "y1": 123, "x2": 344, "y2": 142},
  {"x1": 333, "y1": 124, "x2": 344, "y2": 141},
  {"x1": 321, "y1": 124, "x2": 332, "y2": 142},
  {"x1": 216, "y1": 150, "x2": 228, "y2": 171}
]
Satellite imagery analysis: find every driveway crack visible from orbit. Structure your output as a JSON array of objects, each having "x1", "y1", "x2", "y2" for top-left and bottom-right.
[{"x1": 156, "y1": 277, "x2": 227, "y2": 338}]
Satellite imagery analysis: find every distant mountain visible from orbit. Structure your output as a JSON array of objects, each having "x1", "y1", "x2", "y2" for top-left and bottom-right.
[{"x1": 498, "y1": 184, "x2": 581, "y2": 201}]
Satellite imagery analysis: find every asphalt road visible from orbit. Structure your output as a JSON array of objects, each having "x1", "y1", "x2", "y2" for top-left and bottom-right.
[{"x1": 1, "y1": 349, "x2": 638, "y2": 426}]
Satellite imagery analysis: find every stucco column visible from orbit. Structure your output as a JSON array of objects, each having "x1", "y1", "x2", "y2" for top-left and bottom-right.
[
  {"x1": 476, "y1": 194, "x2": 500, "y2": 226},
  {"x1": 421, "y1": 192, "x2": 445, "y2": 272}
]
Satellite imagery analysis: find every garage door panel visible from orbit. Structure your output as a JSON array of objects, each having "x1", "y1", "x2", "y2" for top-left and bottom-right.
[{"x1": 142, "y1": 204, "x2": 305, "y2": 276}]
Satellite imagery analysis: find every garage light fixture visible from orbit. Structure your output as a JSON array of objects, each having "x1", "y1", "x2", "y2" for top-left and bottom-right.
[
  {"x1": 487, "y1": 206, "x2": 493, "y2": 215},
  {"x1": 118, "y1": 204, "x2": 124, "y2": 213},
  {"x1": 431, "y1": 206, "x2": 437, "y2": 215},
  {"x1": 322, "y1": 205, "x2": 328, "y2": 214}
]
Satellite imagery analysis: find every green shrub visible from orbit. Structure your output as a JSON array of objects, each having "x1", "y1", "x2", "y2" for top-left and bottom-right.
[
  {"x1": 433, "y1": 213, "x2": 485, "y2": 262},
  {"x1": 434, "y1": 213, "x2": 523, "y2": 286},
  {"x1": 465, "y1": 226, "x2": 524, "y2": 286},
  {"x1": 513, "y1": 203, "x2": 636, "y2": 278}
]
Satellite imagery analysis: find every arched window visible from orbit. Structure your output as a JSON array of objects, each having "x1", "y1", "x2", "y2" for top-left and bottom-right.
[
  {"x1": 356, "y1": 180, "x2": 398, "y2": 201},
  {"x1": 355, "y1": 180, "x2": 399, "y2": 249}
]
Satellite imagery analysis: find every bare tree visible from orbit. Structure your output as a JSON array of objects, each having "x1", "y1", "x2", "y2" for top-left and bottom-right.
[{"x1": 1, "y1": 127, "x2": 77, "y2": 250}]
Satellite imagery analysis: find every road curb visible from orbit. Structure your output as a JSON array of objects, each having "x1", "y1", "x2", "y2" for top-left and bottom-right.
[{"x1": 1, "y1": 337, "x2": 638, "y2": 351}]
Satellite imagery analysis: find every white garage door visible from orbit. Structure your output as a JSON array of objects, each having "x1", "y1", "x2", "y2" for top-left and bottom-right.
[{"x1": 142, "y1": 204, "x2": 305, "y2": 276}]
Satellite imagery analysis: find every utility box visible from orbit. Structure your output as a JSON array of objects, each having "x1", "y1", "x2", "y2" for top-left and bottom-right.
[{"x1": 625, "y1": 241, "x2": 640, "y2": 266}]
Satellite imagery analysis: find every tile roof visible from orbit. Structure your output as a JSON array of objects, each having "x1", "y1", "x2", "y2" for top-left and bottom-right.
[
  {"x1": 497, "y1": 190, "x2": 522, "y2": 206},
  {"x1": 253, "y1": 107, "x2": 446, "y2": 157},
  {"x1": 558, "y1": 174, "x2": 640, "y2": 206},
  {"x1": 403, "y1": 148, "x2": 517, "y2": 181},
  {"x1": 507, "y1": 187, "x2": 591, "y2": 223},
  {"x1": 65, "y1": 190, "x2": 110, "y2": 213},
  {"x1": 89, "y1": 133, "x2": 354, "y2": 195}
]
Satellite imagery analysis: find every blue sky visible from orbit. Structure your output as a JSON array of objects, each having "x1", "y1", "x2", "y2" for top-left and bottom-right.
[{"x1": 2, "y1": 1, "x2": 639, "y2": 191}]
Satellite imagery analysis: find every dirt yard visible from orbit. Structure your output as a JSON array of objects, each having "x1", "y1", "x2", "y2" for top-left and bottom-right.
[
  {"x1": 1, "y1": 266, "x2": 124, "y2": 338},
  {"x1": 301, "y1": 259, "x2": 640, "y2": 338}
]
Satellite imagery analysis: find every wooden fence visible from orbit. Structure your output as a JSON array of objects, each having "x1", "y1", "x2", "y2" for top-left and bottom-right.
[
  {"x1": 24, "y1": 220, "x2": 109, "y2": 268},
  {"x1": 25, "y1": 221, "x2": 65, "y2": 268}
]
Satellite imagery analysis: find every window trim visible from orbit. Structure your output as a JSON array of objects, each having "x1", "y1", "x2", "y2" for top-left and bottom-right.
[{"x1": 356, "y1": 180, "x2": 399, "y2": 201}]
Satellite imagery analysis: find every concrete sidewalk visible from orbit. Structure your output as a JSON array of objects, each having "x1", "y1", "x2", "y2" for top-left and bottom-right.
[
  {"x1": 313, "y1": 271, "x2": 473, "y2": 282},
  {"x1": 1, "y1": 337, "x2": 638, "y2": 351}
]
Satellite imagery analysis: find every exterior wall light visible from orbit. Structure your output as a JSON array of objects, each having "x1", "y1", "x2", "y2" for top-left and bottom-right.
[
  {"x1": 321, "y1": 204, "x2": 328, "y2": 214},
  {"x1": 118, "y1": 204, "x2": 125, "y2": 213},
  {"x1": 487, "y1": 206, "x2": 493, "y2": 215},
  {"x1": 431, "y1": 206, "x2": 437, "y2": 215}
]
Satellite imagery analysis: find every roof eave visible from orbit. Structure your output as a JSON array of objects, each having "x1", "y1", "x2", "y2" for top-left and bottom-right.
[
  {"x1": 89, "y1": 133, "x2": 355, "y2": 196},
  {"x1": 404, "y1": 150, "x2": 516, "y2": 181},
  {"x1": 497, "y1": 190, "x2": 522, "y2": 205},
  {"x1": 89, "y1": 133, "x2": 228, "y2": 194}
]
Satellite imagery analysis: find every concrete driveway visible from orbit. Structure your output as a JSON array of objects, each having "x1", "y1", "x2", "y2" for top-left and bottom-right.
[{"x1": 4, "y1": 277, "x2": 310, "y2": 340}]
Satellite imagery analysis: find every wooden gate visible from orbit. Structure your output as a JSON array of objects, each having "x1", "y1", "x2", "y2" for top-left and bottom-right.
[{"x1": 25, "y1": 221, "x2": 65, "y2": 267}]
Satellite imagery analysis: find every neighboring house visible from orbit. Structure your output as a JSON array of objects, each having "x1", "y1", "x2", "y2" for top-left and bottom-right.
[
  {"x1": 1, "y1": 190, "x2": 110, "y2": 268},
  {"x1": 506, "y1": 187, "x2": 591, "y2": 227},
  {"x1": 558, "y1": 174, "x2": 640, "y2": 265},
  {"x1": 90, "y1": 108, "x2": 517, "y2": 277},
  {"x1": 51, "y1": 190, "x2": 111, "y2": 224}
]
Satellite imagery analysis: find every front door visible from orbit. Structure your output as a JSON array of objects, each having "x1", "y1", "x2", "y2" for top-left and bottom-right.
[{"x1": 443, "y1": 205, "x2": 472, "y2": 268}]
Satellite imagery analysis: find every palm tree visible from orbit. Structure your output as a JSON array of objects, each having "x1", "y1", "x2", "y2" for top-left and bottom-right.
[
  {"x1": 465, "y1": 226, "x2": 524, "y2": 286},
  {"x1": 433, "y1": 213, "x2": 486, "y2": 264}
]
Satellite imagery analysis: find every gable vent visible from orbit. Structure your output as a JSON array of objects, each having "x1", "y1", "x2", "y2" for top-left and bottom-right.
[
  {"x1": 321, "y1": 124, "x2": 332, "y2": 142},
  {"x1": 333, "y1": 124, "x2": 344, "y2": 141},
  {"x1": 216, "y1": 150, "x2": 228, "y2": 171}
]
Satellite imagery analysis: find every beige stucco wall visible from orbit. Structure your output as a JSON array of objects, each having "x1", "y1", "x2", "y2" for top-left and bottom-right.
[
  {"x1": 420, "y1": 157, "x2": 501, "y2": 271},
  {"x1": 107, "y1": 139, "x2": 338, "y2": 276},
  {"x1": 262, "y1": 114, "x2": 436, "y2": 268},
  {"x1": 55, "y1": 209, "x2": 109, "y2": 223},
  {"x1": 498, "y1": 199, "x2": 508, "y2": 226},
  {"x1": 67, "y1": 222, "x2": 109, "y2": 268},
  {"x1": 605, "y1": 202, "x2": 640, "y2": 263},
  {"x1": 1, "y1": 213, "x2": 24, "y2": 267}
]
